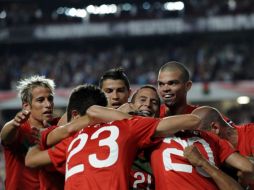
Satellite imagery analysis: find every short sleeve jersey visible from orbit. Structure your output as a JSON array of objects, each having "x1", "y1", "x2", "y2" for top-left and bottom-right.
[
  {"x1": 2, "y1": 118, "x2": 64, "y2": 190},
  {"x1": 236, "y1": 123, "x2": 254, "y2": 157},
  {"x1": 149, "y1": 130, "x2": 235, "y2": 190},
  {"x1": 2, "y1": 121, "x2": 40, "y2": 190},
  {"x1": 48, "y1": 116, "x2": 160, "y2": 190}
]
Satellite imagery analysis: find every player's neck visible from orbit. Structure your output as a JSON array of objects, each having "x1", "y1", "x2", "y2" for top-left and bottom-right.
[
  {"x1": 166, "y1": 103, "x2": 188, "y2": 116},
  {"x1": 224, "y1": 128, "x2": 238, "y2": 148},
  {"x1": 28, "y1": 118, "x2": 44, "y2": 129}
]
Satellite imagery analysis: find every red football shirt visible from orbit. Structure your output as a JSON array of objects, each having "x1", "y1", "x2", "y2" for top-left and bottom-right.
[
  {"x1": 236, "y1": 123, "x2": 254, "y2": 157},
  {"x1": 48, "y1": 116, "x2": 160, "y2": 190},
  {"x1": 3, "y1": 121, "x2": 40, "y2": 190},
  {"x1": 150, "y1": 130, "x2": 235, "y2": 190},
  {"x1": 2, "y1": 118, "x2": 64, "y2": 190}
]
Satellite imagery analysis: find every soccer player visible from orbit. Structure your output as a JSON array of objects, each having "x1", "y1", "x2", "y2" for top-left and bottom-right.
[
  {"x1": 149, "y1": 125, "x2": 253, "y2": 190},
  {"x1": 191, "y1": 106, "x2": 254, "y2": 188},
  {"x1": 25, "y1": 84, "x2": 201, "y2": 190},
  {"x1": 122, "y1": 85, "x2": 245, "y2": 190},
  {"x1": 0, "y1": 75, "x2": 63, "y2": 190},
  {"x1": 126, "y1": 85, "x2": 161, "y2": 190},
  {"x1": 157, "y1": 61, "x2": 198, "y2": 117},
  {"x1": 191, "y1": 106, "x2": 254, "y2": 157},
  {"x1": 99, "y1": 67, "x2": 131, "y2": 109},
  {"x1": 157, "y1": 61, "x2": 233, "y2": 124}
]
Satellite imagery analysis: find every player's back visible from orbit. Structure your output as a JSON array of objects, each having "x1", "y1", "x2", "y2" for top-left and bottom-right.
[
  {"x1": 51, "y1": 116, "x2": 160, "y2": 190},
  {"x1": 149, "y1": 130, "x2": 235, "y2": 190}
]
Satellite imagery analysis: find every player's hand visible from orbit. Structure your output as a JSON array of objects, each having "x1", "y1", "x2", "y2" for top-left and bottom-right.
[
  {"x1": 237, "y1": 170, "x2": 254, "y2": 189},
  {"x1": 31, "y1": 127, "x2": 48, "y2": 146},
  {"x1": 183, "y1": 145, "x2": 206, "y2": 167},
  {"x1": 12, "y1": 110, "x2": 30, "y2": 127},
  {"x1": 117, "y1": 103, "x2": 136, "y2": 114}
]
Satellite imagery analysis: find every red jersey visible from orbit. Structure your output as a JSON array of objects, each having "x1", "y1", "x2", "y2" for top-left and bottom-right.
[
  {"x1": 159, "y1": 104, "x2": 198, "y2": 118},
  {"x1": 2, "y1": 118, "x2": 63, "y2": 190},
  {"x1": 150, "y1": 130, "x2": 235, "y2": 190},
  {"x1": 48, "y1": 116, "x2": 160, "y2": 190},
  {"x1": 236, "y1": 123, "x2": 254, "y2": 156},
  {"x1": 130, "y1": 151, "x2": 155, "y2": 190},
  {"x1": 3, "y1": 121, "x2": 40, "y2": 190},
  {"x1": 40, "y1": 125, "x2": 58, "y2": 150}
]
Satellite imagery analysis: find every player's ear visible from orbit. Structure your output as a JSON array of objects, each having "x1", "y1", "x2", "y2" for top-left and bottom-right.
[
  {"x1": 185, "y1": 80, "x2": 192, "y2": 92},
  {"x1": 23, "y1": 102, "x2": 31, "y2": 112},
  {"x1": 211, "y1": 122, "x2": 220, "y2": 135},
  {"x1": 71, "y1": 110, "x2": 80, "y2": 120},
  {"x1": 128, "y1": 88, "x2": 132, "y2": 98}
]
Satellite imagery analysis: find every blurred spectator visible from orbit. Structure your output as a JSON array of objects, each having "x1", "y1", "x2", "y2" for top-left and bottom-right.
[{"x1": 0, "y1": 41, "x2": 254, "y2": 90}]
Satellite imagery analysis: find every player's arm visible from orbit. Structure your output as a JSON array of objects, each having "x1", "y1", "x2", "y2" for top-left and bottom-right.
[
  {"x1": 155, "y1": 114, "x2": 201, "y2": 136},
  {"x1": 236, "y1": 155, "x2": 254, "y2": 188},
  {"x1": 184, "y1": 145, "x2": 243, "y2": 190},
  {"x1": 57, "y1": 112, "x2": 67, "y2": 126},
  {"x1": 225, "y1": 153, "x2": 254, "y2": 174},
  {"x1": 25, "y1": 145, "x2": 52, "y2": 168},
  {"x1": 86, "y1": 105, "x2": 131, "y2": 123},
  {"x1": 46, "y1": 105, "x2": 131, "y2": 146},
  {"x1": 225, "y1": 152, "x2": 254, "y2": 187},
  {"x1": 0, "y1": 110, "x2": 30, "y2": 145},
  {"x1": 46, "y1": 115, "x2": 92, "y2": 146}
]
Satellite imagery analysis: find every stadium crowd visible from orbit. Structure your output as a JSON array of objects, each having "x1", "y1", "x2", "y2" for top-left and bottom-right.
[{"x1": 1, "y1": 41, "x2": 254, "y2": 91}]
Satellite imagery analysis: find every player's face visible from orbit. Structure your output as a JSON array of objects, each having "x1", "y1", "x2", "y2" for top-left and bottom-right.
[
  {"x1": 157, "y1": 70, "x2": 189, "y2": 107},
  {"x1": 133, "y1": 88, "x2": 160, "y2": 118},
  {"x1": 101, "y1": 79, "x2": 130, "y2": 109},
  {"x1": 24, "y1": 87, "x2": 54, "y2": 124}
]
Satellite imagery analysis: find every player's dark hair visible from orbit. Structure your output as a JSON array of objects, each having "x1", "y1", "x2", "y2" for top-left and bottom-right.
[
  {"x1": 131, "y1": 84, "x2": 160, "y2": 106},
  {"x1": 99, "y1": 67, "x2": 130, "y2": 90},
  {"x1": 67, "y1": 84, "x2": 108, "y2": 122},
  {"x1": 159, "y1": 61, "x2": 190, "y2": 82}
]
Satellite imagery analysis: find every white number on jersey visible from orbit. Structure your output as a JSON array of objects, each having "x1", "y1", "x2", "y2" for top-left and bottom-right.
[
  {"x1": 66, "y1": 125, "x2": 119, "y2": 180},
  {"x1": 133, "y1": 171, "x2": 152, "y2": 190},
  {"x1": 162, "y1": 136, "x2": 215, "y2": 177}
]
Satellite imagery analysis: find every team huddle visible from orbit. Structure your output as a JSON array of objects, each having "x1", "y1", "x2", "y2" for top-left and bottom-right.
[{"x1": 1, "y1": 61, "x2": 254, "y2": 190}]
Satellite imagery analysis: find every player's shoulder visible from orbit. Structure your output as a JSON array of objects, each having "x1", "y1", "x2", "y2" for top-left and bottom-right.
[{"x1": 236, "y1": 122, "x2": 254, "y2": 132}]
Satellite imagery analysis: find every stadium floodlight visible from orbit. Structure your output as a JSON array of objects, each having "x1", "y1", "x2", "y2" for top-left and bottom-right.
[
  {"x1": 56, "y1": 7, "x2": 65, "y2": 15},
  {"x1": 86, "y1": 4, "x2": 117, "y2": 15},
  {"x1": 237, "y1": 96, "x2": 250, "y2": 105},
  {"x1": 164, "y1": 1, "x2": 184, "y2": 11},
  {"x1": 122, "y1": 3, "x2": 132, "y2": 11},
  {"x1": 65, "y1": 8, "x2": 87, "y2": 18},
  {"x1": 143, "y1": 2, "x2": 151, "y2": 10},
  {"x1": 0, "y1": 10, "x2": 6, "y2": 19},
  {"x1": 228, "y1": 0, "x2": 236, "y2": 11}
]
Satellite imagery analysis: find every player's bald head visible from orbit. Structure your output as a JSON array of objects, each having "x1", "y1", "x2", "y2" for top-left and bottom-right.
[{"x1": 192, "y1": 106, "x2": 226, "y2": 130}]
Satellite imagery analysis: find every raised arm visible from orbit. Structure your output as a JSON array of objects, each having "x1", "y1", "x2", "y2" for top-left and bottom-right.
[
  {"x1": 0, "y1": 110, "x2": 30, "y2": 145},
  {"x1": 155, "y1": 114, "x2": 201, "y2": 136},
  {"x1": 86, "y1": 105, "x2": 131, "y2": 123},
  {"x1": 46, "y1": 105, "x2": 131, "y2": 147},
  {"x1": 184, "y1": 145, "x2": 243, "y2": 190}
]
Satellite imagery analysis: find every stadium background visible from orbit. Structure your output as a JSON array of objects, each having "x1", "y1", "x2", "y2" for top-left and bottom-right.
[{"x1": 0, "y1": 0, "x2": 254, "y2": 189}]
